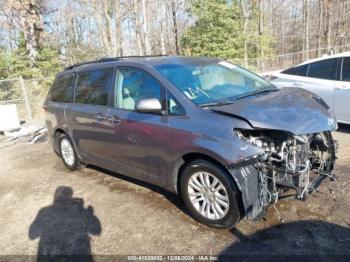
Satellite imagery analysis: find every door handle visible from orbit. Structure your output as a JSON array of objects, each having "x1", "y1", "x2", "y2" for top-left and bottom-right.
[
  {"x1": 94, "y1": 113, "x2": 106, "y2": 121},
  {"x1": 293, "y1": 82, "x2": 303, "y2": 87},
  {"x1": 107, "y1": 115, "x2": 121, "y2": 124}
]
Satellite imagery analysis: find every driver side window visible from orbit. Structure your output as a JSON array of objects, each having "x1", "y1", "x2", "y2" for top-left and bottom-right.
[{"x1": 114, "y1": 68, "x2": 162, "y2": 110}]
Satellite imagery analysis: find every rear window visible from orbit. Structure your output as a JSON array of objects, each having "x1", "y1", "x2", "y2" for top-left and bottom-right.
[
  {"x1": 50, "y1": 73, "x2": 75, "y2": 103},
  {"x1": 281, "y1": 64, "x2": 308, "y2": 76},
  {"x1": 75, "y1": 68, "x2": 113, "y2": 106},
  {"x1": 307, "y1": 58, "x2": 338, "y2": 80}
]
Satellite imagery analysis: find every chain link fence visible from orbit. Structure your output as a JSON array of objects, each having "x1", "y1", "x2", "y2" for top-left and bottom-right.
[
  {"x1": 0, "y1": 45, "x2": 349, "y2": 123},
  {"x1": 0, "y1": 77, "x2": 53, "y2": 123},
  {"x1": 231, "y1": 44, "x2": 350, "y2": 73}
]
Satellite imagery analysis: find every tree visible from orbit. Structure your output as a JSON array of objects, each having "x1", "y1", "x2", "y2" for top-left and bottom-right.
[
  {"x1": 0, "y1": 33, "x2": 60, "y2": 79},
  {"x1": 14, "y1": 0, "x2": 44, "y2": 67},
  {"x1": 171, "y1": 0, "x2": 180, "y2": 55},
  {"x1": 1, "y1": 0, "x2": 350, "y2": 77},
  {"x1": 182, "y1": 0, "x2": 275, "y2": 68},
  {"x1": 181, "y1": 0, "x2": 245, "y2": 59},
  {"x1": 303, "y1": 0, "x2": 309, "y2": 60},
  {"x1": 115, "y1": 0, "x2": 123, "y2": 56}
]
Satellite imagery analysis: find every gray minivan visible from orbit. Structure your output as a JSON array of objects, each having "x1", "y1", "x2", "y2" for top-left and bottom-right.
[{"x1": 45, "y1": 56, "x2": 337, "y2": 228}]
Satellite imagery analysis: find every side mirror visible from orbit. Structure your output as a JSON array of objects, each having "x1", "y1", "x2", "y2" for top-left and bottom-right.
[{"x1": 135, "y1": 98, "x2": 162, "y2": 114}]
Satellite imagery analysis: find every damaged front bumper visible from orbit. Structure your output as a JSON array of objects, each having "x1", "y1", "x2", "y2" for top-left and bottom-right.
[
  {"x1": 229, "y1": 164, "x2": 265, "y2": 220},
  {"x1": 228, "y1": 131, "x2": 337, "y2": 220}
]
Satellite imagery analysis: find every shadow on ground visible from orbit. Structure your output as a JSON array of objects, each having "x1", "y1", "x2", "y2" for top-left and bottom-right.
[
  {"x1": 219, "y1": 220, "x2": 350, "y2": 261},
  {"x1": 29, "y1": 186, "x2": 101, "y2": 261},
  {"x1": 88, "y1": 165, "x2": 188, "y2": 216}
]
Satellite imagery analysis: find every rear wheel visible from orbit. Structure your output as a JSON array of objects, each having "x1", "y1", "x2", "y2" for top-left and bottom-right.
[
  {"x1": 58, "y1": 134, "x2": 81, "y2": 171},
  {"x1": 180, "y1": 160, "x2": 242, "y2": 229}
]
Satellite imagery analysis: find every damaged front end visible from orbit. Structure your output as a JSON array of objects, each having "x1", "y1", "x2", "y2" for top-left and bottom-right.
[{"x1": 230, "y1": 129, "x2": 337, "y2": 220}]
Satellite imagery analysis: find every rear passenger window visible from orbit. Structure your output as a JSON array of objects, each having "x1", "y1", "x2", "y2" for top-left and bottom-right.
[
  {"x1": 50, "y1": 74, "x2": 75, "y2": 102},
  {"x1": 342, "y1": 57, "x2": 350, "y2": 81},
  {"x1": 307, "y1": 58, "x2": 337, "y2": 80},
  {"x1": 282, "y1": 64, "x2": 308, "y2": 76},
  {"x1": 75, "y1": 69, "x2": 113, "y2": 106}
]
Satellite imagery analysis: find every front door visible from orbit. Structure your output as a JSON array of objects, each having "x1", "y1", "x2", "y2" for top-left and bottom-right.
[{"x1": 105, "y1": 67, "x2": 170, "y2": 184}]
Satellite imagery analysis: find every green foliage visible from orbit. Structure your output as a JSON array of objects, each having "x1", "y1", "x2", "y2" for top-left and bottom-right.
[
  {"x1": 36, "y1": 46, "x2": 62, "y2": 78},
  {"x1": 0, "y1": 34, "x2": 62, "y2": 79},
  {"x1": 181, "y1": 0, "x2": 275, "y2": 62},
  {"x1": 244, "y1": 2, "x2": 276, "y2": 59},
  {"x1": 0, "y1": 48, "x2": 9, "y2": 79},
  {"x1": 181, "y1": 0, "x2": 244, "y2": 59}
]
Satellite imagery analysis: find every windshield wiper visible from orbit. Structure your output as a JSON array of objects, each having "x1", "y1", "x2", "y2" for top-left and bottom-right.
[
  {"x1": 199, "y1": 100, "x2": 236, "y2": 107},
  {"x1": 234, "y1": 87, "x2": 278, "y2": 100},
  {"x1": 199, "y1": 87, "x2": 278, "y2": 107}
]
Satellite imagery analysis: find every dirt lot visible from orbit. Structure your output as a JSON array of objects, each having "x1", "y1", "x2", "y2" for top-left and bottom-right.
[{"x1": 1, "y1": 125, "x2": 350, "y2": 258}]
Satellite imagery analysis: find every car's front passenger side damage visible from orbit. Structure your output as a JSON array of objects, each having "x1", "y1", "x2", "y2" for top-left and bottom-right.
[{"x1": 229, "y1": 129, "x2": 337, "y2": 220}]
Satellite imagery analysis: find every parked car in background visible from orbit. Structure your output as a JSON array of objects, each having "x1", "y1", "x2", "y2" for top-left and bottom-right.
[
  {"x1": 45, "y1": 56, "x2": 336, "y2": 229},
  {"x1": 265, "y1": 52, "x2": 350, "y2": 124}
]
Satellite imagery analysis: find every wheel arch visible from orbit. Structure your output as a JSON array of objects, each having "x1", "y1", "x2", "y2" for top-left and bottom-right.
[
  {"x1": 53, "y1": 127, "x2": 83, "y2": 163},
  {"x1": 174, "y1": 152, "x2": 245, "y2": 221},
  {"x1": 52, "y1": 128, "x2": 68, "y2": 154},
  {"x1": 174, "y1": 152, "x2": 236, "y2": 194},
  {"x1": 54, "y1": 127, "x2": 67, "y2": 136}
]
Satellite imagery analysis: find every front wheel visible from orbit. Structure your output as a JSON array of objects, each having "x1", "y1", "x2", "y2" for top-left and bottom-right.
[{"x1": 180, "y1": 160, "x2": 242, "y2": 229}]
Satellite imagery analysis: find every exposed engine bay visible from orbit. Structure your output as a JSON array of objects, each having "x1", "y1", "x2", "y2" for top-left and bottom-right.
[{"x1": 233, "y1": 129, "x2": 337, "y2": 220}]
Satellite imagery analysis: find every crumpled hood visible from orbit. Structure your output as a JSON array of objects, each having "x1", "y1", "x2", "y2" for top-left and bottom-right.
[{"x1": 211, "y1": 87, "x2": 337, "y2": 135}]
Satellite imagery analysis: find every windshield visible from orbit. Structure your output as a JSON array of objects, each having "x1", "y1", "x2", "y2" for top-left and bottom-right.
[{"x1": 154, "y1": 60, "x2": 274, "y2": 106}]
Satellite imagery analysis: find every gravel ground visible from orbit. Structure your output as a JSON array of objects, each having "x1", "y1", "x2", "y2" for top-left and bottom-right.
[{"x1": 0, "y1": 125, "x2": 350, "y2": 259}]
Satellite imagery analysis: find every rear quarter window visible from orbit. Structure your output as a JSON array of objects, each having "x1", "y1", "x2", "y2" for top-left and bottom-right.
[
  {"x1": 281, "y1": 64, "x2": 308, "y2": 76},
  {"x1": 50, "y1": 73, "x2": 76, "y2": 103}
]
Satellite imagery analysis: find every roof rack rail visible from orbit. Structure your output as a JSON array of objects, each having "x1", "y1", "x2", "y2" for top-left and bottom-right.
[{"x1": 64, "y1": 55, "x2": 169, "y2": 71}]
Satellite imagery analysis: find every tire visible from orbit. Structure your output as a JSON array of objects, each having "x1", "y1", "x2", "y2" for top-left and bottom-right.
[
  {"x1": 58, "y1": 133, "x2": 81, "y2": 171},
  {"x1": 180, "y1": 159, "x2": 242, "y2": 229}
]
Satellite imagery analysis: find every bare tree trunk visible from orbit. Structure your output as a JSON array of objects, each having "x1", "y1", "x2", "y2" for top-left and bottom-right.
[
  {"x1": 160, "y1": 26, "x2": 166, "y2": 55},
  {"x1": 141, "y1": 0, "x2": 150, "y2": 55},
  {"x1": 134, "y1": 0, "x2": 144, "y2": 56},
  {"x1": 258, "y1": 0, "x2": 263, "y2": 72},
  {"x1": 156, "y1": 0, "x2": 166, "y2": 55},
  {"x1": 171, "y1": 0, "x2": 179, "y2": 55},
  {"x1": 325, "y1": 0, "x2": 332, "y2": 53},
  {"x1": 317, "y1": 0, "x2": 323, "y2": 56},
  {"x1": 103, "y1": 1, "x2": 114, "y2": 56},
  {"x1": 17, "y1": 0, "x2": 44, "y2": 67},
  {"x1": 303, "y1": 0, "x2": 309, "y2": 60},
  {"x1": 240, "y1": 0, "x2": 249, "y2": 68},
  {"x1": 95, "y1": 1, "x2": 109, "y2": 57},
  {"x1": 114, "y1": 0, "x2": 123, "y2": 56},
  {"x1": 332, "y1": 0, "x2": 345, "y2": 51},
  {"x1": 338, "y1": 0, "x2": 346, "y2": 52}
]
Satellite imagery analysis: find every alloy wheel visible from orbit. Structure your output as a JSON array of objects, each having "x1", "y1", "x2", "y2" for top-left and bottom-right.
[
  {"x1": 60, "y1": 138, "x2": 75, "y2": 166},
  {"x1": 187, "y1": 171, "x2": 230, "y2": 220}
]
